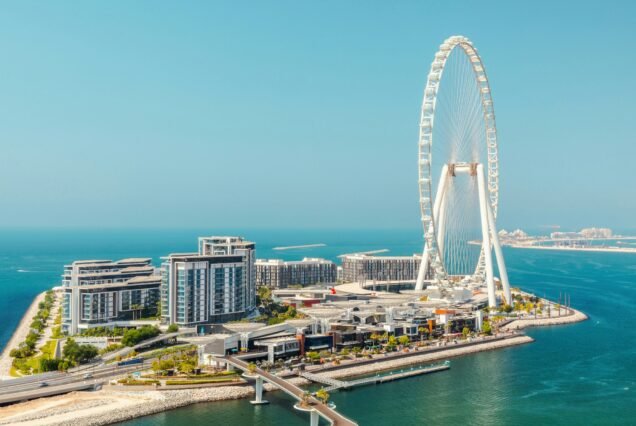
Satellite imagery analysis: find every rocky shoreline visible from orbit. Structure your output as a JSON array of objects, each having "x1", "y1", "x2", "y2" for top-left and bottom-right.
[
  {"x1": 0, "y1": 334, "x2": 534, "y2": 426},
  {"x1": 0, "y1": 304, "x2": 588, "y2": 426},
  {"x1": 501, "y1": 308, "x2": 588, "y2": 331}
]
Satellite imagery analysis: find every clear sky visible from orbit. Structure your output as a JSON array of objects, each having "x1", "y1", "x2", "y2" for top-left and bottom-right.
[{"x1": 0, "y1": 1, "x2": 634, "y2": 230}]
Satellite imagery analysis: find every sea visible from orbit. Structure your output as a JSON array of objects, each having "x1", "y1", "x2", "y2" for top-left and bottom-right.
[{"x1": 0, "y1": 228, "x2": 634, "y2": 426}]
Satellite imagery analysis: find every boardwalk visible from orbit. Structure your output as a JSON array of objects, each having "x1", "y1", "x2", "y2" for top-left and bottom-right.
[
  {"x1": 223, "y1": 356, "x2": 358, "y2": 426},
  {"x1": 301, "y1": 363, "x2": 450, "y2": 392}
]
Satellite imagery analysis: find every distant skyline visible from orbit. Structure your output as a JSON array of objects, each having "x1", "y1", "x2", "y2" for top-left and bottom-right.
[{"x1": 0, "y1": 1, "x2": 634, "y2": 230}]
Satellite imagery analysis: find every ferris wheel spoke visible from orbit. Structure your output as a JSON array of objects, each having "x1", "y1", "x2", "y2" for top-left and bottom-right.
[{"x1": 415, "y1": 36, "x2": 506, "y2": 308}]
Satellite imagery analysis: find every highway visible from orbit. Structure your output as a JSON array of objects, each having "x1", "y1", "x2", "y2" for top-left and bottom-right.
[
  {"x1": 0, "y1": 359, "x2": 153, "y2": 404},
  {"x1": 0, "y1": 381, "x2": 99, "y2": 405},
  {"x1": 0, "y1": 330, "x2": 197, "y2": 404}
]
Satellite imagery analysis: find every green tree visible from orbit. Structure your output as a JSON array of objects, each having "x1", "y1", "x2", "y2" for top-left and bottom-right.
[
  {"x1": 179, "y1": 361, "x2": 195, "y2": 375},
  {"x1": 167, "y1": 323, "x2": 179, "y2": 333},
  {"x1": 63, "y1": 338, "x2": 80, "y2": 362},
  {"x1": 482, "y1": 321, "x2": 492, "y2": 335},
  {"x1": 462, "y1": 327, "x2": 470, "y2": 339},
  {"x1": 398, "y1": 335, "x2": 410, "y2": 347},
  {"x1": 418, "y1": 326, "x2": 428, "y2": 343},
  {"x1": 315, "y1": 388, "x2": 330, "y2": 404},
  {"x1": 369, "y1": 333, "x2": 380, "y2": 347},
  {"x1": 121, "y1": 325, "x2": 160, "y2": 346}
]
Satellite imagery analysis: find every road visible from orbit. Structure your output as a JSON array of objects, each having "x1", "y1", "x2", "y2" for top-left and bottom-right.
[
  {"x1": 100, "y1": 328, "x2": 195, "y2": 362},
  {"x1": 0, "y1": 329, "x2": 194, "y2": 405},
  {"x1": 0, "y1": 360, "x2": 152, "y2": 404}
]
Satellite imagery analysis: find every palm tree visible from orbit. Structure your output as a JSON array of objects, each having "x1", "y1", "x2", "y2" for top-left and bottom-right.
[
  {"x1": 315, "y1": 388, "x2": 330, "y2": 404},
  {"x1": 300, "y1": 391, "x2": 312, "y2": 408},
  {"x1": 418, "y1": 326, "x2": 428, "y2": 344},
  {"x1": 130, "y1": 304, "x2": 142, "y2": 321}
]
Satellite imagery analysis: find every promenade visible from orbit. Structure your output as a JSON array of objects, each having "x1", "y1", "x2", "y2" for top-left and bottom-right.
[{"x1": 0, "y1": 333, "x2": 535, "y2": 425}]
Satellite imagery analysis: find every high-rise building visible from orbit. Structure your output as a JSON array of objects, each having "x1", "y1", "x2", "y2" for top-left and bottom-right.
[
  {"x1": 255, "y1": 258, "x2": 337, "y2": 289},
  {"x1": 161, "y1": 236, "x2": 256, "y2": 326},
  {"x1": 61, "y1": 258, "x2": 161, "y2": 335},
  {"x1": 340, "y1": 254, "x2": 422, "y2": 283}
]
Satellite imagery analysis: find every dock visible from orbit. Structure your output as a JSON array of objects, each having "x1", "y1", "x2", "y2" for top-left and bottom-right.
[{"x1": 300, "y1": 362, "x2": 450, "y2": 392}]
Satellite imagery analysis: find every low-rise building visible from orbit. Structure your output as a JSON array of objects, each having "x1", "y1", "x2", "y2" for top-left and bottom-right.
[
  {"x1": 340, "y1": 253, "x2": 421, "y2": 283},
  {"x1": 256, "y1": 258, "x2": 337, "y2": 289},
  {"x1": 61, "y1": 258, "x2": 161, "y2": 335}
]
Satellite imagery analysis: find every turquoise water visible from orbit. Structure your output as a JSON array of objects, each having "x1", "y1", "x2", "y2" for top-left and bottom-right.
[{"x1": 1, "y1": 229, "x2": 634, "y2": 425}]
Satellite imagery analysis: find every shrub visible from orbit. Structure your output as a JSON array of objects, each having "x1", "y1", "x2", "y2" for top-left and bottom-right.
[
  {"x1": 165, "y1": 377, "x2": 237, "y2": 385},
  {"x1": 99, "y1": 343, "x2": 123, "y2": 355},
  {"x1": 118, "y1": 378, "x2": 159, "y2": 386},
  {"x1": 40, "y1": 358, "x2": 62, "y2": 372},
  {"x1": 167, "y1": 323, "x2": 179, "y2": 333},
  {"x1": 121, "y1": 326, "x2": 161, "y2": 347}
]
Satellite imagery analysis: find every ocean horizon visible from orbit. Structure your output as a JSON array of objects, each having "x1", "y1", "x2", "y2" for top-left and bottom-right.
[{"x1": 1, "y1": 227, "x2": 635, "y2": 425}]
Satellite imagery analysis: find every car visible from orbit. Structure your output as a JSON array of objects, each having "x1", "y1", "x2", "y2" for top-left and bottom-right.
[
  {"x1": 83, "y1": 373, "x2": 93, "y2": 379},
  {"x1": 39, "y1": 382, "x2": 48, "y2": 387}
]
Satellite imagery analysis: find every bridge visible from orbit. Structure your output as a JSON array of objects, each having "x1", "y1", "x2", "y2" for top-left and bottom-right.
[
  {"x1": 99, "y1": 328, "x2": 195, "y2": 363},
  {"x1": 219, "y1": 355, "x2": 358, "y2": 426}
]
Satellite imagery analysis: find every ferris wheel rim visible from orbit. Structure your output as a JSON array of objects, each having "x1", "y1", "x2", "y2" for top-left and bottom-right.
[{"x1": 418, "y1": 35, "x2": 500, "y2": 281}]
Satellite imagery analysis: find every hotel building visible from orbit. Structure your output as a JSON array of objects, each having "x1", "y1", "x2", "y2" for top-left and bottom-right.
[
  {"x1": 340, "y1": 253, "x2": 422, "y2": 283},
  {"x1": 161, "y1": 236, "x2": 256, "y2": 326},
  {"x1": 61, "y1": 258, "x2": 161, "y2": 335},
  {"x1": 255, "y1": 258, "x2": 337, "y2": 289}
]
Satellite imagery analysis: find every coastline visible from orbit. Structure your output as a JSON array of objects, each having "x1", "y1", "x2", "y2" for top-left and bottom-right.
[
  {"x1": 0, "y1": 291, "x2": 46, "y2": 380},
  {"x1": 502, "y1": 307, "x2": 588, "y2": 331},
  {"x1": 0, "y1": 298, "x2": 588, "y2": 425},
  {"x1": 507, "y1": 244, "x2": 636, "y2": 254},
  {"x1": 0, "y1": 334, "x2": 535, "y2": 426}
]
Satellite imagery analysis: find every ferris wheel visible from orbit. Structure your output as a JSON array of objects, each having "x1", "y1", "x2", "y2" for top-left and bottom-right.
[{"x1": 414, "y1": 35, "x2": 511, "y2": 308}]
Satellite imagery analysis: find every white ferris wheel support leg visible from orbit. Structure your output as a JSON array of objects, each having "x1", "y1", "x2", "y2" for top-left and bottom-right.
[
  {"x1": 476, "y1": 164, "x2": 497, "y2": 308},
  {"x1": 486, "y1": 199, "x2": 512, "y2": 305},
  {"x1": 436, "y1": 178, "x2": 448, "y2": 262},
  {"x1": 416, "y1": 164, "x2": 450, "y2": 291}
]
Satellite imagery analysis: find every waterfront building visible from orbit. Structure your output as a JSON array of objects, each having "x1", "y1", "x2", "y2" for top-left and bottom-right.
[
  {"x1": 61, "y1": 258, "x2": 161, "y2": 335},
  {"x1": 161, "y1": 236, "x2": 256, "y2": 326},
  {"x1": 340, "y1": 253, "x2": 422, "y2": 283},
  {"x1": 580, "y1": 227, "x2": 613, "y2": 238},
  {"x1": 255, "y1": 258, "x2": 337, "y2": 289}
]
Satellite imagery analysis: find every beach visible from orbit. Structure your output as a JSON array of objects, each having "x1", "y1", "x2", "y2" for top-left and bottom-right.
[{"x1": 0, "y1": 292, "x2": 46, "y2": 380}]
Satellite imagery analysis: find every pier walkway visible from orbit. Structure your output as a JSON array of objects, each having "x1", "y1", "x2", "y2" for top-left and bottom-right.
[
  {"x1": 220, "y1": 355, "x2": 357, "y2": 426},
  {"x1": 302, "y1": 363, "x2": 450, "y2": 392}
]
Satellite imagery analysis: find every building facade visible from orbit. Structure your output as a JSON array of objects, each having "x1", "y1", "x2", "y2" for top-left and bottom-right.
[
  {"x1": 61, "y1": 258, "x2": 161, "y2": 335},
  {"x1": 161, "y1": 236, "x2": 256, "y2": 326},
  {"x1": 340, "y1": 254, "x2": 422, "y2": 283},
  {"x1": 255, "y1": 258, "x2": 337, "y2": 289}
]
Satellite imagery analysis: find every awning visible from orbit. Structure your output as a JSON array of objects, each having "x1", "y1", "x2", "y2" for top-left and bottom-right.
[{"x1": 308, "y1": 344, "x2": 330, "y2": 350}]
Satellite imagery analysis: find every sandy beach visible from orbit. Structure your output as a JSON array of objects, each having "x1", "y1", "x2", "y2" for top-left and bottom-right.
[{"x1": 0, "y1": 292, "x2": 46, "y2": 380}]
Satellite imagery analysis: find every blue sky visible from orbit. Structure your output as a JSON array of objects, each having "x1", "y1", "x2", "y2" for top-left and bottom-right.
[{"x1": 0, "y1": 1, "x2": 634, "y2": 230}]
